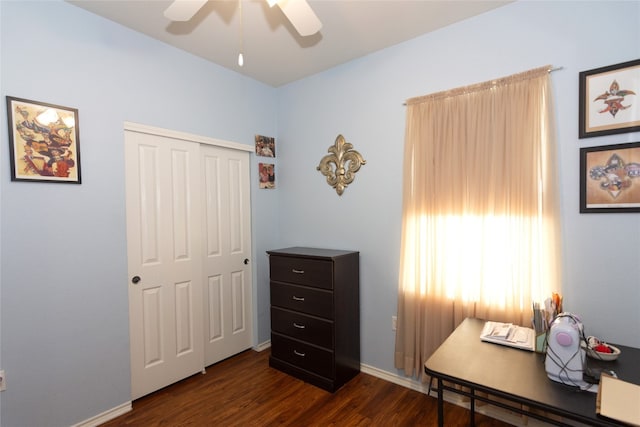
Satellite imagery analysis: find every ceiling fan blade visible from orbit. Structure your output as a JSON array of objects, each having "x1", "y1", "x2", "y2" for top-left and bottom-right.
[
  {"x1": 164, "y1": 0, "x2": 208, "y2": 21},
  {"x1": 275, "y1": 0, "x2": 322, "y2": 36}
]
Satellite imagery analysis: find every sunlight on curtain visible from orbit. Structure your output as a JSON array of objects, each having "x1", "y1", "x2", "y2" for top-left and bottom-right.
[{"x1": 395, "y1": 66, "x2": 562, "y2": 379}]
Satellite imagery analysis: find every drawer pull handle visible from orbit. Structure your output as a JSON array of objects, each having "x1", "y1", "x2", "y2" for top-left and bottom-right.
[
  {"x1": 293, "y1": 322, "x2": 306, "y2": 329},
  {"x1": 292, "y1": 269, "x2": 305, "y2": 274},
  {"x1": 293, "y1": 350, "x2": 306, "y2": 357},
  {"x1": 292, "y1": 296, "x2": 305, "y2": 302}
]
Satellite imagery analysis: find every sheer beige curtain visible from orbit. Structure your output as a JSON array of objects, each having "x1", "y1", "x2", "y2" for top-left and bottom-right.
[{"x1": 394, "y1": 66, "x2": 562, "y2": 379}]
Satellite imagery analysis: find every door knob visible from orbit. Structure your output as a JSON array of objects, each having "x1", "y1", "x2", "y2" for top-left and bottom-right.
[
  {"x1": 131, "y1": 276, "x2": 141, "y2": 284},
  {"x1": 244, "y1": 258, "x2": 249, "y2": 265}
]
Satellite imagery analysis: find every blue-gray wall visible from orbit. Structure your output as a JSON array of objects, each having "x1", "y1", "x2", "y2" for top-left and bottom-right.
[
  {"x1": 275, "y1": 0, "x2": 640, "y2": 371},
  {"x1": 0, "y1": 1, "x2": 278, "y2": 426},
  {"x1": 1, "y1": 1, "x2": 638, "y2": 426}
]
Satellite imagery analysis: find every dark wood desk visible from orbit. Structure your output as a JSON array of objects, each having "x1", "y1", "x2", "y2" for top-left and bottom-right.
[{"x1": 424, "y1": 318, "x2": 640, "y2": 426}]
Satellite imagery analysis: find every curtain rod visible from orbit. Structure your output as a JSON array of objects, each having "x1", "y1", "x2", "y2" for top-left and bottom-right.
[{"x1": 403, "y1": 66, "x2": 564, "y2": 106}]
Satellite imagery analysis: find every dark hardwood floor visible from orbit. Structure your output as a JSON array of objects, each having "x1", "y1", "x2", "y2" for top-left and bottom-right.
[{"x1": 100, "y1": 349, "x2": 513, "y2": 426}]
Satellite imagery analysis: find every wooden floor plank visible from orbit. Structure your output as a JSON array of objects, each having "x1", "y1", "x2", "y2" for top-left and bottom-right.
[{"x1": 100, "y1": 349, "x2": 513, "y2": 426}]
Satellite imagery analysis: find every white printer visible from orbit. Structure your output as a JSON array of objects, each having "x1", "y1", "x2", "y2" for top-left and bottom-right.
[{"x1": 545, "y1": 313, "x2": 589, "y2": 388}]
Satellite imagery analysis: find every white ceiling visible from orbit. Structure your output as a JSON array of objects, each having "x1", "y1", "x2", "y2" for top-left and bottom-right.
[{"x1": 67, "y1": 0, "x2": 512, "y2": 87}]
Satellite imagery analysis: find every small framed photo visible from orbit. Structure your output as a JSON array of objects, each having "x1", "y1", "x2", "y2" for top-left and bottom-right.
[
  {"x1": 255, "y1": 134, "x2": 275, "y2": 157},
  {"x1": 258, "y1": 162, "x2": 275, "y2": 189},
  {"x1": 6, "y1": 96, "x2": 81, "y2": 183},
  {"x1": 580, "y1": 142, "x2": 640, "y2": 213},
  {"x1": 579, "y1": 59, "x2": 640, "y2": 138}
]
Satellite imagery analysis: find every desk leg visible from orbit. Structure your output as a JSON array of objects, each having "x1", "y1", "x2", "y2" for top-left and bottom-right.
[
  {"x1": 470, "y1": 387, "x2": 475, "y2": 427},
  {"x1": 437, "y1": 378, "x2": 444, "y2": 427}
]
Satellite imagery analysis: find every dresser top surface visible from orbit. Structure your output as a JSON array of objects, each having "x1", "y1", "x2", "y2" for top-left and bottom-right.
[{"x1": 267, "y1": 247, "x2": 358, "y2": 259}]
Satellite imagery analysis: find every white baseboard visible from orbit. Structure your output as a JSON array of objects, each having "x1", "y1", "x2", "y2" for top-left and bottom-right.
[
  {"x1": 253, "y1": 340, "x2": 271, "y2": 352},
  {"x1": 71, "y1": 401, "x2": 132, "y2": 427},
  {"x1": 360, "y1": 363, "x2": 433, "y2": 394}
]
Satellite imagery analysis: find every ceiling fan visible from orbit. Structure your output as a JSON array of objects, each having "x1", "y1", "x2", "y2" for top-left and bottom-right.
[{"x1": 164, "y1": 0, "x2": 323, "y2": 37}]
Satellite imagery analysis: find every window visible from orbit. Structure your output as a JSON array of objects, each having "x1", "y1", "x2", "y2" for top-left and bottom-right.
[{"x1": 394, "y1": 66, "x2": 562, "y2": 378}]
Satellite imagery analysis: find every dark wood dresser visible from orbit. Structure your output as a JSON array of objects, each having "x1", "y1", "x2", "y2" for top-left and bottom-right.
[{"x1": 267, "y1": 247, "x2": 360, "y2": 392}]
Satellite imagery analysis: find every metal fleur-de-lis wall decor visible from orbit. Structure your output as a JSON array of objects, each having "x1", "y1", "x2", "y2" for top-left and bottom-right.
[{"x1": 316, "y1": 134, "x2": 366, "y2": 195}]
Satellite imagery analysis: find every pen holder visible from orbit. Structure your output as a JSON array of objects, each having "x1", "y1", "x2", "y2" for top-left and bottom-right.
[{"x1": 535, "y1": 332, "x2": 547, "y2": 353}]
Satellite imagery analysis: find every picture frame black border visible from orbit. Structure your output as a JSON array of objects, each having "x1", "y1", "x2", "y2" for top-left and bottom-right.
[
  {"x1": 580, "y1": 141, "x2": 640, "y2": 213},
  {"x1": 579, "y1": 59, "x2": 640, "y2": 139},
  {"x1": 6, "y1": 96, "x2": 82, "y2": 184}
]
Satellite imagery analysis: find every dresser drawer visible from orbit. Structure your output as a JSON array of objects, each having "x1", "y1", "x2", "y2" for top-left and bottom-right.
[
  {"x1": 271, "y1": 307, "x2": 333, "y2": 349},
  {"x1": 270, "y1": 282, "x2": 333, "y2": 318},
  {"x1": 269, "y1": 255, "x2": 333, "y2": 290},
  {"x1": 271, "y1": 333, "x2": 334, "y2": 379}
]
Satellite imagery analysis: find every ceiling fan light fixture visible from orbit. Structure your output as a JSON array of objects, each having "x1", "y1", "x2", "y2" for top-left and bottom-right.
[
  {"x1": 238, "y1": 0, "x2": 244, "y2": 67},
  {"x1": 271, "y1": 0, "x2": 322, "y2": 36},
  {"x1": 164, "y1": 0, "x2": 322, "y2": 39},
  {"x1": 163, "y1": 0, "x2": 208, "y2": 21}
]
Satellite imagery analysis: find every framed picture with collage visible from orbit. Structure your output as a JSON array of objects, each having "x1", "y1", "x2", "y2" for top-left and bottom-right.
[{"x1": 6, "y1": 96, "x2": 81, "y2": 183}]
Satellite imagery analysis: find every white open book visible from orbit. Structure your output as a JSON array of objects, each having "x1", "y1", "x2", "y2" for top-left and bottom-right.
[{"x1": 480, "y1": 321, "x2": 535, "y2": 351}]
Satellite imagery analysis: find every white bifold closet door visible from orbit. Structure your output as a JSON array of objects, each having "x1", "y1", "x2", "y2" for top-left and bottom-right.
[
  {"x1": 201, "y1": 143, "x2": 253, "y2": 366},
  {"x1": 125, "y1": 126, "x2": 252, "y2": 400}
]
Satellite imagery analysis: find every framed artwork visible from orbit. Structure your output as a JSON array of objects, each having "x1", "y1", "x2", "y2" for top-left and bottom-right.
[
  {"x1": 255, "y1": 134, "x2": 275, "y2": 157},
  {"x1": 579, "y1": 59, "x2": 640, "y2": 138},
  {"x1": 258, "y1": 162, "x2": 275, "y2": 189},
  {"x1": 580, "y1": 142, "x2": 640, "y2": 213},
  {"x1": 6, "y1": 96, "x2": 81, "y2": 183}
]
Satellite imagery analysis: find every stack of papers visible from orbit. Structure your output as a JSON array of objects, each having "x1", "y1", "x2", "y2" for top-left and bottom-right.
[{"x1": 480, "y1": 321, "x2": 535, "y2": 351}]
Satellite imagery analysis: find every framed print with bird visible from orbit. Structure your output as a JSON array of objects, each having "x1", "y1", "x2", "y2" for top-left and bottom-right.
[{"x1": 579, "y1": 59, "x2": 640, "y2": 138}]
